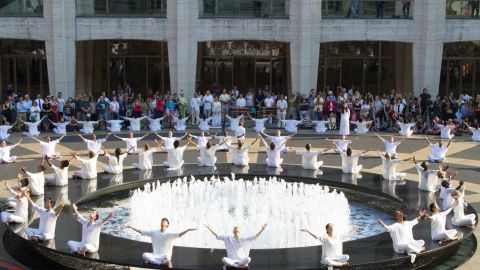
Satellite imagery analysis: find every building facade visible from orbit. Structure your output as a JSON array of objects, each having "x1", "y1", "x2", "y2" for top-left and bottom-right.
[{"x1": 0, "y1": 0, "x2": 478, "y2": 100}]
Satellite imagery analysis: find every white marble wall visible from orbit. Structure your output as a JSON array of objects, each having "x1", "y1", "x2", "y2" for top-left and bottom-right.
[{"x1": 0, "y1": 0, "x2": 479, "y2": 98}]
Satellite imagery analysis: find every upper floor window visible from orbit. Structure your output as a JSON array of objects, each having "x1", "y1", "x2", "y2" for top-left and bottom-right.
[
  {"x1": 199, "y1": 0, "x2": 289, "y2": 18},
  {"x1": 76, "y1": 0, "x2": 166, "y2": 17},
  {"x1": 322, "y1": 0, "x2": 413, "y2": 19},
  {"x1": 446, "y1": 0, "x2": 480, "y2": 18},
  {"x1": 0, "y1": 0, "x2": 43, "y2": 16}
]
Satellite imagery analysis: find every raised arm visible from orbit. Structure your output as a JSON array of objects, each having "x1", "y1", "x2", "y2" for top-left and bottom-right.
[
  {"x1": 179, "y1": 228, "x2": 198, "y2": 237},
  {"x1": 260, "y1": 137, "x2": 269, "y2": 148},
  {"x1": 58, "y1": 134, "x2": 66, "y2": 142},
  {"x1": 250, "y1": 135, "x2": 260, "y2": 146},
  {"x1": 376, "y1": 218, "x2": 388, "y2": 230},
  {"x1": 31, "y1": 136, "x2": 41, "y2": 143},
  {"x1": 447, "y1": 138, "x2": 453, "y2": 147},
  {"x1": 101, "y1": 212, "x2": 115, "y2": 224},
  {"x1": 425, "y1": 136, "x2": 431, "y2": 145},
  {"x1": 55, "y1": 202, "x2": 65, "y2": 217},
  {"x1": 104, "y1": 132, "x2": 111, "y2": 141},
  {"x1": 300, "y1": 228, "x2": 319, "y2": 240},
  {"x1": 78, "y1": 134, "x2": 86, "y2": 142},
  {"x1": 374, "y1": 133, "x2": 384, "y2": 141},
  {"x1": 5, "y1": 182, "x2": 18, "y2": 196},
  {"x1": 255, "y1": 224, "x2": 268, "y2": 238},
  {"x1": 125, "y1": 224, "x2": 142, "y2": 234},
  {"x1": 188, "y1": 138, "x2": 198, "y2": 148},
  {"x1": 204, "y1": 224, "x2": 218, "y2": 238}
]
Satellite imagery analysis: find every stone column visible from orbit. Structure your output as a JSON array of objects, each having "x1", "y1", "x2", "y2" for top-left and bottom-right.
[
  {"x1": 44, "y1": 0, "x2": 77, "y2": 98},
  {"x1": 412, "y1": 0, "x2": 446, "y2": 96}
]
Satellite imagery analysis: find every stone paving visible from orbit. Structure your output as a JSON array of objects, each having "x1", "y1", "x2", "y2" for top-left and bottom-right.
[{"x1": 0, "y1": 127, "x2": 478, "y2": 269}]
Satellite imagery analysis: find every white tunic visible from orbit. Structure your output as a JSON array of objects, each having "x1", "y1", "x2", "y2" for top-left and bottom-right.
[
  {"x1": 339, "y1": 150, "x2": 362, "y2": 174},
  {"x1": 24, "y1": 120, "x2": 42, "y2": 137},
  {"x1": 266, "y1": 135, "x2": 289, "y2": 150},
  {"x1": 160, "y1": 136, "x2": 182, "y2": 150},
  {"x1": 7, "y1": 196, "x2": 28, "y2": 223},
  {"x1": 77, "y1": 121, "x2": 98, "y2": 134},
  {"x1": 165, "y1": 146, "x2": 187, "y2": 170},
  {"x1": 52, "y1": 122, "x2": 69, "y2": 135},
  {"x1": 124, "y1": 116, "x2": 147, "y2": 132},
  {"x1": 415, "y1": 165, "x2": 439, "y2": 192},
  {"x1": 380, "y1": 155, "x2": 405, "y2": 181},
  {"x1": 382, "y1": 139, "x2": 401, "y2": 157},
  {"x1": 76, "y1": 215, "x2": 104, "y2": 252},
  {"x1": 385, "y1": 219, "x2": 425, "y2": 254},
  {"x1": 251, "y1": 117, "x2": 269, "y2": 133},
  {"x1": 40, "y1": 140, "x2": 61, "y2": 158},
  {"x1": 428, "y1": 144, "x2": 448, "y2": 162},
  {"x1": 469, "y1": 127, "x2": 480, "y2": 142},
  {"x1": 235, "y1": 126, "x2": 246, "y2": 141},
  {"x1": 438, "y1": 124, "x2": 455, "y2": 140},
  {"x1": 226, "y1": 115, "x2": 243, "y2": 132},
  {"x1": 134, "y1": 149, "x2": 156, "y2": 170},
  {"x1": 76, "y1": 154, "x2": 99, "y2": 179},
  {"x1": 30, "y1": 204, "x2": 58, "y2": 240},
  {"x1": 141, "y1": 230, "x2": 180, "y2": 260},
  {"x1": 216, "y1": 136, "x2": 233, "y2": 151},
  {"x1": 0, "y1": 125, "x2": 12, "y2": 139},
  {"x1": 339, "y1": 110, "x2": 350, "y2": 136},
  {"x1": 191, "y1": 135, "x2": 210, "y2": 148},
  {"x1": 452, "y1": 198, "x2": 476, "y2": 226},
  {"x1": 331, "y1": 139, "x2": 351, "y2": 152},
  {"x1": 107, "y1": 120, "x2": 123, "y2": 133},
  {"x1": 0, "y1": 145, "x2": 16, "y2": 163},
  {"x1": 85, "y1": 139, "x2": 106, "y2": 153},
  {"x1": 217, "y1": 235, "x2": 256, "y2": 261},
  {"x1": 211, "y1": 102, "x2": 222, "y2": 128},
  {"x1": 198, "y1": 146, "x2": 218, "y2": 167},
  {"x1": 317, "y1": 235, "x2": 347, "y2": 265},
  {"x1": 398, "y1": 123, "x2": 414, "y2": 137},
  {"x1": 173, "y1": 116, "x2": 189, "y2": 131},
  {"x1": 297, "y1": 150, "x2": 324, "y2": 170},
  {"x1": 48, "y1": 165, "x2": 69, "y2": 186},
  {"x1": 313, "y1": 121, "x2": 328, "y2": 133},
  {"x1": 104, "y1": 153, "x2": 128, "y2": 174},
  {"x1": 282, "y1": 120, "x2": 301, "y2": 133},
  {"x1": 147, "y1": 117, "x2": 164, "y2": 132},
  {"x1": 430, "y1": 209, "x2": 457, "y2": 241},
  {"x1": 440, "y1": 186, "x2": 457, "y2": 211},
  {"x1": 352, "y1": 121, "x2": 371, "y2": 134},
  {"x1": 27, "y1": 171, "x2": 45, "y2": 196},
  {"x1": 264, "y1": 146, "x2": 286, "y2": 168},
  {"x1": 229, "y1": 144, "x2": 251, "y2": 166},
  {"x1": 198, "y1": 117, "x2": 212, "y2": 131}
]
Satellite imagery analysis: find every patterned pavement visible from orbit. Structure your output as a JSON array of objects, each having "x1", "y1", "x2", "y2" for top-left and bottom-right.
[{"x1": 0, "y1": 126, "x2": 479, "y2": 269}]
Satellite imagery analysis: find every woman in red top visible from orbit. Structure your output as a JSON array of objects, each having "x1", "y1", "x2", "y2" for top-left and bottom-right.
[
  {"x1": 132, "y1": 99, "x2": 143, "y2": 118},
  {"x1": 50, "y1": 97, "x2": 60, "y2": 123},
  {"x1": 154, "y1": 95, "x2": 165, "y2": 118}
]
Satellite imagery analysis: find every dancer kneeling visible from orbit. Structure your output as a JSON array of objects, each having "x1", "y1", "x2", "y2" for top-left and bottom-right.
[
  {"x1": 68, "y1": 203, "x2": 114, "y2": 256},
  {"x1": 377, "y1": 210, "x2": 426, "y2": 263},
  {"x1": 25, "y1": 195, "x2": 64, "y2": 241},
  {"x1": 301, "y1": 224, "x2": 350, "y2": 268},
  {"x1": 45, "y1": 157, "x2": 72, "y2": 186},
  {"x1": 159, "y1": 139, "x2": 191, "y2": 170},
  {"x1": 126, "y1": 218, "x2": 197, "y2": 266},
  {"x1": 296, "y1": 144, "x2": 330, "y2": 170},
  {"x1": 189, "y1": 138, "x2": 225, "y2": 168},
  {"x1": 71, "y1": 151, "x2": 99, "y2": 179},
  {"x1": 228, "y1": 135, "x2": 260, "y2": 166},
  {"x1": 260, "y1": 136, "x2": 289, "y2": 168},
  {"x1": 205, "y1": 224, "x2": 267, "y2": 269},
  {"x1": 379, "y1": 152, "x2": 412, "y2": 181},
  {"x1": 425, "y1": 202, "x2": 458, "y2": 243},
  {"x1": 451, "y1": 190, "x2": 476, "y2": 227},
  {"x1": 426, "y1": 136, "x2": 451, "y2": 163},
  {"x1": 336, "y1": 146, "x2": 368, "y2": 174},
  {"x1": 133, "y1": 141, "x2": 161, "y2": 170},
  {"x1": 102, "y1": 147, "x2": 129, "y2": 174}
]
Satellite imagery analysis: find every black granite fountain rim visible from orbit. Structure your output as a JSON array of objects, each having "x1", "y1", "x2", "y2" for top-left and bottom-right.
[{"x1": 3, "y1": 163, "x2": 478, "y2": 270}]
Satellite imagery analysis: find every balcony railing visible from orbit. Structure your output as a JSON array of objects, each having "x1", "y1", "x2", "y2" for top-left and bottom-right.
[
  {"x1": 322, "y1": 0, "x2": 413, "y2": 19},
  {"x1": 446, "y1": 0, "x2": 480, "y2": 19},
  {"x1": 76, "y1": 0, "x2": 166, "y2": 17},
  {"x1": 0, "y1": 0, "x2": 43, "y2": 17},
  {"x1": 199, "y1": 0, "x2": 289, "y2": 18}
]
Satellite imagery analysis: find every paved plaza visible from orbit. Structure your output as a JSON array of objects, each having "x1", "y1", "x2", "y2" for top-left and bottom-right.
[{"x1": 0, "y1": 127, "x2": 478, "y2": 269}]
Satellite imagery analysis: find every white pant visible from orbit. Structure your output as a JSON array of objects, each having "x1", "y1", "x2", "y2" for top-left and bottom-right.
[
  {"x1": 74, "y1": 170, "x2": 95, "y2": 179},
  {"x1": 396, "y1": 240, "x2": 425, "y2": 254},
  {"x1": 266, "y1": 158, "x2": 283, "y2": 168},
  {"x1": 1, "y1": 211, "x2": 25, "y2": 223},
  {"x1": 0, "y1": 156, "x2": 16, "y2": 163},
  {"x1": 323, "y1": 254, "x2": 349, "y2": 267},
  {"x1": 222, "y1": 257, "x2": 251, "y2": 268},
  {"x1": 53, "y1": 128, "x2": 66, "y2": 135},
  {"x1": 68, "y1": 240, "x2": 98, "y2": 254},
  {"x1": 25, "y1": 227, "x2": 53, "y2": 241},
  {"x1": 191, "y1": 108, "x2": 200, "y2": 125},
  {"x1": 303, "y1": 161, "x2": 323, "y2": 170},
  {"x1": 428, "y1": 155, "x2": 445, "y2": 163},
  {"x1": 142, "y1": 253, "x2": 169, "y2": 265},
  {"x1": 277, "y1": 111, "x2": 286, "y2": 127},
  {"x1": 45, "y1": 175, "x2": 68, "y2": 186}
]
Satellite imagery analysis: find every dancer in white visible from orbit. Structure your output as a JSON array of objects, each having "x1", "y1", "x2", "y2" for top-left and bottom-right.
[
  {"x1": 378, "y1": 152, "x2": 412, "y2": 181},
  {"x1": 468, "y1": 125, "x2": 480, "y2": 142},
  {"x1": 132, "y1": 141, "x2": 161, "y2": 170},
  {"x1": 189, "y1": 139, "x2": 224, "y2": 168},
  {"x1": 147, "y1": 117, "x2": 165, "y2": 132},
  {"x1": 228, "y1": 135, "x2": 260, "y2": 166},
  {"x1": 198, "y1": 117, "x2": 213, "y2": 131},
  {"x1": 413, "y1": 157, "x2": 442, "y2": 192},
  {"x1": 312, "y1": 120, "x2": 328, "y2": 133},
  {"x1": 436, "y1": 121, "x2": 455, "y2": 140},
  {"x1": 71, "y1": 151, "x2": 99, "y2": 179},
  {"x1": 19, "y1": 117, "x2": 45, "y2": 137},
  {"x1": 262, "y1": 130, "x2": 296, "y2": 151},
  {"x1": 296, "y1": 144, "x2": 330, "y2": 170},
  {"x1": 216, "y1": 131, "x2": 233, "y2": 151},
  {"x1": 49, "y1": 119, "x2": 70, "y2": 135},
  {"x1": 339, "y1": 104, "x2": 350, "y2": 136},
  {"x1": 172, "y1": 115, "x2": 190, "y2": 131},
  {"x1": 45, "y1": 157, "x2": 72, "y2": 186},
  {"x1": 226, "y1": 115, "x2": 244, "y2": 132},
  {"x1": 126, "y1": 218, "x2": 197, "y2": 266},
  {"x1": 106, "y1": 119, "x2": 124, "y2": 133},
  {"x1": 301, "y1": 224, "x2": 350, "y2": 268},
  {"x1": 123, "y1": 116, "x2": 148, "y2": 132},
  {"x1": 235, "y1": 121, "x2": 246, "y2": 142},
  {"x1": 248, "y1": 115, "x2": 270, "y2": 133},
  {"x1": 336, "y1": 146, "x2": 368, "y2": 174},
  {"x1": 1, "y1": 185, "x2": 28, "y2": 225},
  {"x1": 102, "y1": 147, "x2": 129, "y2": 174},
  {"x1": 189, "y1": 132, "x2": 216, "y2": 148},
  {"x1": 25, "y1": 195, "x2": 64, "y2": 241},
  {"x1": 114, "y1": 132, "x2": 149, "y2": 153},
  {"x1": 155, "y1": 131, "x2": 188, "y2": 150},
  {"x1": 425, "y1": 202, "x2": 458, "y2": 242},
  {"x1": 375, "y1": 133, "x2": 402, "y2": 158},
  {"x1": 260, "y1": 137, "x2": 289, "y2": 168},
  {"x1": 397, "y1": 120, "x2": 415, "y2": 137},
  {"x1": 159, "y1": 140, "x2": 191, "y2": 170},
  {"x1": 440, "y1": 178, "x2": 464, "y2": 211},
  {"x1": 351, "y1": 119, "x2": 372, "y2": 134},
  {"x1": 0, "y1": 119, "x2": 16, "y2": 140},
  {"x1": 0, "y1": 139, "x2": 21, "y2": 164},
  {"x1": 377, "y1": 210, "x2": 426, "y2": 262},
  {"x1": 211, "y1": 97, "x2": 222, "y2": 128},
  {"x1": 78, "y1": 133, "x2": 110, "y2": 153},
  {"x1": 68, "y1": 203, "x2": 114, "y2": 256},
  {"x1": 76, "y1": 119, "x2": 101, "y2": 134},
  {"x1": 4, "y1": 177, "x2": 29, "y2": 208},
  {"x1": 451, "y1": 190, "x2": 476, "y2": 227},
  {"x1": 426, "y1": 136, "x2": 452, "y2": 162},
  {"x1": 33, "y1": 135, "x2": 65, "y2": 159},
  {"x1": 281, "y1": 119, "x2": 302, "y2": 133},
  {"x1": 326, "y1": 135, "x2": 352, "y2": 153},
  {"x1": 20, "y1": 163, "x2": 46, "y2": 196},
  {"x1": 205, "y1": 223, "x2": 267, "y2": 269}
]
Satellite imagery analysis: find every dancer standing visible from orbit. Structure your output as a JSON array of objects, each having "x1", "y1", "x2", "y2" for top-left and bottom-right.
[
  {"x1": 0, "y1": 139, "x2": 21, "y2": 164},
  {"x1": 228, "y1": 135, "x2": 260, "y2": 166},
  {"x1": 71, "y1": 151, "x2": 99, "y2": 180},
  {"x1": 68, "y1": 203, "x2": 114, "y2": 256},
  {"x1": 114, "y1": 132, "x2": 149, "y2": 153},
  {"x1": 33, "y1": 135, "x2": 65, "y2": 159},
  {"x1": 336, "y1": 146, "x2": 367, "y2": 174},
  {"x1": 339, "y1": 104, "x2": 350, "y2": 136},
  {"x1": 377, "y1": 210, "x2": 426, "y2": 262},
  {"x1": 102, "y1": 147, "x2": 129, "y2": 174},
  {"x1": 425, "y1": 202, "x2": 458, "y2": 242},
  {"x1": 301, "y1": 224, "x2": 350, "y2": 268},
  {"x1": 123, "y1": 116, "x2": 148, "y2": 132},
  {"x1": 204, "y1": 224, "x2": 267, "y2": 269},
  {"x1": 426, "y1": 137, "x2": 451, "y2": 162},
  {"x1": 126, "y1": 218, "x2": 197, "y2": 266},
  {"x1": 25, "y1": 195, "x2": 64, "y2": 241},
  {"x1": 155, "y1": 131, "x2": 188, "y2": 150},
  {"x1": 45, "y1": 157, "x2": 72, "y2": 186},
  {"x1": 379, "y1": 152, "x2": 412, "y2": 181},
  {"x1": 296, "y1": 144, "x2": 330, "y2": 170},
  {"x1": 79, "y1": 133, "x2": 110, "y2": 153},
  {"x1": 375, "y1": 134, "x2": 402, "y2": 158}
]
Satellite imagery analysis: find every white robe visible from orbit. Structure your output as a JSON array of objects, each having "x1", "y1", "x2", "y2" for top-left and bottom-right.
[
  {"x1": 124, "y1": 116, "x2": 147, "y2": 132},
  {"x1": 352, "y1": 121, "x2": 371, "y2": 134},
  {"x1": 266, "y1": 135, "x2": 289, "y2": 151},
  {"x1": 77, "y1": 121, "x2": 99, "y2": 134},
  {"x1": 264, "y1": 145, "x2": 286, "y2": 168},
  {"x1": 313, "y1": 120, "x2": 328, "y2": 133},
  {"x1": 251, "y1": 117, "x2": 269, "y2": 133},
  {"x1": 147, "y1": 117, "x2": 164, "y2": 132},
  {"x1": 430, "y1": 209, "x2": 457, "y2": 241},
  {"x1": 103, "y1": 153, "x2": 127, "y2": 174},
  {"x1": 331, "y1": 139, "x2": 351, "y2": 153},
  {"x1": 216, "y1": 136, "x2": 233, "y2": 151},
  {"x1": 235, "y1": 126, "x2": 246, "y2": 142},
  {"x1": 440, "y1": 186, "x2": 458, "y2": 211},
  {"x1": 317, "y1": 235, "x2": 349, "y2": 267},
  {"x1": 381, "y1": 139, "x2": 401, "y2": 157},
  {"x1": 173, "y1": 116, "x2": 189, "y2": 131},
  {"x1": 191, "y1": 135, "x2": 210, "y2": 148},
  {"x1": 211, "y1": 102, "x2": 222, "y2": 128},
  {"x1": 198, "y1": 146, "x2": 218, "y2": 167},
  {"x1": 438, "y1": 124, "x2": 455, "y2": 140},
  {"x1": 25, "y1": 204, "x2": 58, "y2": 241},
  {"x1": 198, "y1": 117, "x2": 212, "y2": 131},
  {"x1": 68, "y1": 215, "x2": 104, "y2": 254},
  {"x1": 45, "y1": 165, "x2": 69, "y2": 186},
  {"x1": 469, "y1": 127, "x2": 480, "y2": 142},
  {"x1": 40, "y1": 140, "x2": 61, "y2": 158},
  {"x1": 164, "y1": 146, "x2": 187, "y2": 170},
  {"x1": 0, "y1": 145, "x2": 17, "y2": 163},
  {"x1": 415, "y1": 165, "x2": 439, "y2": 192},
  {"x1": 0, "y1": 125, "x2": 12, "y2": 140},
  {"x1": 216, "y1": 235, "x2": 255, "y2": 268},
  {"x1": 1, "y1": 195, "x2": 28, "y2": 224},
  {"x1": 107, "y1": 120, "x2": 123, "y2": 133},
  {"x1": 140, "y1": 230, "x2": 180, "y2": 264},
  {"x1": 380, "y1": 155, "x2": 405, "y2": 181},
  {"x1": 23, "y1": 120, "x2": 42, "y2": 137},
  {"x1": 297, "y1": 150, "x2": 324, "y2": 170},
  {"x1": 52, "y1": 122, "x2": 69, "y2": 135},
  {"x1": 339, "y1": 110, "x2": 350, "y2": 136},
  {"x1": 385, "y1": 219, "x2": 425, "y2": 254},
  {"x1": 85, "y1": 139, "x2": 106, "y2": 153},
  {"x1": 27, "y1": 171, "x2": 45, "y2": 196},
  {"x1": 339, "y1": 150, "x2": 362, "y2": 174},
  {"x1": 226, "y1": 115, "x2": 243, "y2": 132},
  {"x1": 74, "y1": 153, "x2": 99, "y2": 179},
  {"x1": 121, "y1": 137, "x2": 145, "y2": 153},
  {"x1": 282, "y1": 120, "x2": 301, "y2": 133},
  {"x1": 133, "y1": 148, "x2": 156, "y2": 170},
  {"x1": 159, "y1": 136, "x2": 183, "y2": 150},
  {"x1": 452, "y1": 198, "x2": 476, "y2": 226},
  {"x1": 229, "y1": 144, "x2": 251, "y2": 166},
  {"x1": 398, "y1": 123, "x2": 414, "y2": 137},
  {"x1": 428, "y1": 144, "x2": 448, "y2": 162}
]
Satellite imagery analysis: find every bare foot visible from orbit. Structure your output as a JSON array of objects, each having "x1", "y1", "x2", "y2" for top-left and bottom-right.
[
  {"x1": 342, "y1": 262, "x2": 350, "y2": 268},
  {"x1": 31, "y1": 236, "x2": 39, "y2": 242},
  {"x1": 420, "y1": 246, "x2": 426, "y2": 252}
]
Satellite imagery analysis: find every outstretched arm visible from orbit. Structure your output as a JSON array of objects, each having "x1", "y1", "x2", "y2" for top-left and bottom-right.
[
  {"x1": 101, "y1": 212, "x2": 115, "y2": 224},
  {"x1": 425, "y1": 136, "x2": 431, "y2": 145},
  {"x1": 125, "y1": 224, "x2": 142, "y2": 234},
  {"x1": 376, "y1": 218, "x2": 388, "y2": 230},
  {"x1": 251, "y1": 135, "x2": 260, "y2": 146},
  {"x1": 78, "y1": 134, "x2": 86, "y2": 142},
  {"x1": 31, "y1": 136, "x2": 41, "y2": 143},
  {"x1": 300, "y1": 229, "x2": 319, "y2": 240},
  {"x1": 179, "y1": 228, "x2": 198, "y2": 237},
  {"x1": 55, "y1": 202, "x2": 65, "y2": 217},
  {"x1": 447, "y1": 138, "x2": 453, "y2": 147},
  {"x1": 104, "y1": 132, "x2": 111, "y2": 141},
  {"x1": 204, "y1": 224, "x2": 218, "y2": 238},
  {"x1": 255, "y1": 224, "x2": 268, "y2": 238}
]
